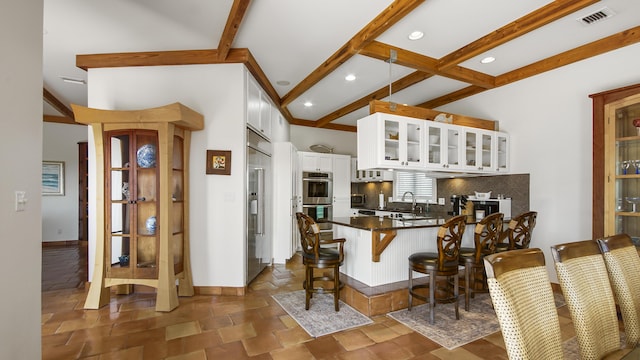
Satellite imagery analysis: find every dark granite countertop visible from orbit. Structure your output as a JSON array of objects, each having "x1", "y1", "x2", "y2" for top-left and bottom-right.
[{"x1": 328, "y1": 215, "x2": 462, "y2": 231}]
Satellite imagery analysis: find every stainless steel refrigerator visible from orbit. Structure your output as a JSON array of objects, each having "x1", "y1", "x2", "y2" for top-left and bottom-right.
[{"x1": 247, "y1": 128, "x2": 272, "y2": 284}]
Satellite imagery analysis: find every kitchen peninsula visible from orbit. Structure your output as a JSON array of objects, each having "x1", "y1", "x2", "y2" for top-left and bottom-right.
[{"x1": 328, "y1": 215, "x2": 477, "y2": 287}]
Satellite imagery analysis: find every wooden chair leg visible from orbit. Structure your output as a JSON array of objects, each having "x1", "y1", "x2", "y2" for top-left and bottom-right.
[
  {"x1": 305, "y1": 265, "x2": 311, "y2": 310},
  {"x1": 429, "y1": 269, "x2": 436, "y2": 325},
  {"x1": 408, "y1": 267, "x2": 413, "y2": 310},
  {"x1": 464, "y1": 262, "x2": 471, "y2": 311},
  {"x1": 334, "y1": 266, "x2": 340, "y2": 311},
  {"x1": 454, "y1": 272, "x2": 460, "y2": 320}
]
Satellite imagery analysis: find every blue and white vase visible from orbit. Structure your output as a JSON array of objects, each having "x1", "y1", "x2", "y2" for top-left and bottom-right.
[
  {"x1": 136, "y1": 144, "x2": 156, "y2": 168},
  {"x1": 145, "y1": 216, "x2": 157, "y2": 235}
]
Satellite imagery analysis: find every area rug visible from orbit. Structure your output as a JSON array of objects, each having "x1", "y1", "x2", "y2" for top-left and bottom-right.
[
  {"x1": 387, "y1": 293, "x2": 566, "y2": 350},
  {"x1": 272, "y1": 290, "x2": 373, "y2": 338}
]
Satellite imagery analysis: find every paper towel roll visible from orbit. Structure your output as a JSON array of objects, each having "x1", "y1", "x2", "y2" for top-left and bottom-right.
[{"x1": 379, "y1": 193, "x2": 385, "y2": 209}]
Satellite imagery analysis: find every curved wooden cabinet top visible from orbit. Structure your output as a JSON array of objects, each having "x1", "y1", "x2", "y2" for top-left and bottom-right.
[{"x1": 71, "y1": 102, "x2": 204, "y2": 131}]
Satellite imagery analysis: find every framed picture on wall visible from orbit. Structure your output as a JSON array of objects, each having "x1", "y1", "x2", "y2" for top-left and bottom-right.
[
  {"x1": 42, "y1": 161, "x2": 65, "y2": 195},
  {"x1": 206, "y1": 150, "x2": 231, "y2": 175}
]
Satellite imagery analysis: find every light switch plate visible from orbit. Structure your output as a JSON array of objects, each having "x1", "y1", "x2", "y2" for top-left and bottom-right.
[
  {"x1": 438, "y1": 197, "x2": 445, "y2": 205},
  {"x1": 15, "y1": 191, "x2": 27, "y2": 211}
]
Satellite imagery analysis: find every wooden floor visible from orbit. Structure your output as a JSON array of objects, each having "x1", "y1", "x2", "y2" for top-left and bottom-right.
[{"x1": 42, "y1": 244, "x2": 581, "y2": 359}]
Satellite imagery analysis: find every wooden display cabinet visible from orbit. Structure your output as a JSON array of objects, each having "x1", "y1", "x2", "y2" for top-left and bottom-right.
[
  {"x1": 592, "y1": 84, "x2": 640, "y2": 240},
  {"x1": 73, "y1": 103, "x2": 204, "y2": 312}
]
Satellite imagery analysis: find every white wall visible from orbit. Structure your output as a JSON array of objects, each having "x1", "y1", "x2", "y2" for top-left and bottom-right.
[
  {"x1": 438, "y1": 43, "x2": 640, "y2": 282},
  {"x1": 87, "y1": 64, "x2": 292, "y2": 288},
  {"x1": 291, "y1": 125, "x2": 357, "y2": 157},
  {"x1": 42, "y1": 123, "x2": 88, "y2": 242},
  {"x1": 0, "y1": 1, "x2": 43, "y2": 358}
]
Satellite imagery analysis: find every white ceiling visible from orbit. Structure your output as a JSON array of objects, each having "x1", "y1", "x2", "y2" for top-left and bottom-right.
[{"x1": 42, "y1": 0, "x2": 640, "y2": 127}]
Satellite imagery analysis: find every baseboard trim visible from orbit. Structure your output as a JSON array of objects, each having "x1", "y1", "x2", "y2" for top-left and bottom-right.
[
  {"x1": 42, "y1": 240, "x2": 82, "y2": 247},
  {"x1": 194, "y1": 286, "x2": 246, "y2": 296}
]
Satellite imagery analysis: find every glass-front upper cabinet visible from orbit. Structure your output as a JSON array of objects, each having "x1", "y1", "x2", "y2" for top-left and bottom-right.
[
  {"x1": 425, "y1": 122, "x2": 462, "y2": 170},
  {"x1": 495, "y1": 133, "x2": 510, "y2": 172},
  {"x1": 463, "y1": 129, "x2": 495, "y2": 173},
  {"x1": 605, "y1": 93, "x2": 640, "y2": 242},
  {"x1": 106, "y1": 130, "x2": 159, "y2": 279}
]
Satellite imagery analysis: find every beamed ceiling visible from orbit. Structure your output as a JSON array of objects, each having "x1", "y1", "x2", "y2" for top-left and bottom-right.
[{"x1": 43, "y1": 0, "x2": 640, "y2": 131}]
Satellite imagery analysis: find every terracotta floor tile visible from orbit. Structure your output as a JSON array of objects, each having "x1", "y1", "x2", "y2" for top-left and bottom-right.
[
  {"x1": 242, "y1": 331, "x2": 283, "y2": 356},
  {"x1": 98, "y1": 345, "x2": 144, "y2": 359},
  {"x1": 274, "y1": 326, "x2": 313, "y2": 347},
  {"x1": 304, "y1": 335, "x2": 347, "y2": 358},
  {"x1": 333, "y1": 329, "x2": 376, "y2": 351},
  {"x1": 42, "y1": 245, "x2": 620, "y2": 360},
  {"x1": 164, "y1": 349, "x2": 207, "y2": 360},
  {"x1": 217, "y1": 322, "x2": 257, "y2": 343},
  {"x1": 270, "y1": 343, "x2": 315, "y2": 360},
  {"x1": 165, "y1": 320, "x2": 201, "y2": 340}
]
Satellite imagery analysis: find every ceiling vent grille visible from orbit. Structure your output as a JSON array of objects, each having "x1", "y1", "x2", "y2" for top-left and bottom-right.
[{"x1": 577, "y1": 7, "x2": 616, "y2": 25}]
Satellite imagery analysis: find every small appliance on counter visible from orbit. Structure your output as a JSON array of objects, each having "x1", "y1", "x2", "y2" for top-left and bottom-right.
[{"x1": 351, "y1": 193, "x2": 366, "y2": 208}]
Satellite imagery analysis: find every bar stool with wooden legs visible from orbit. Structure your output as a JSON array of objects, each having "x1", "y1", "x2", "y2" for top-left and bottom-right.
[
  {"x1": 458, "y1": 212, "x2": 503, "y2": 311},
  {"x1": 408, "y1": 215, "x2": 466, "y2": 325},
  {"x1": 295, "y1": 212, "x2": 346, "y2": 311}
]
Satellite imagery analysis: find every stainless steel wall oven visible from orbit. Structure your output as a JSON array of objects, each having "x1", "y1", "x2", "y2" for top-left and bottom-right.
[{"x1": 302, "y1": 171, "x2": 333, "y2": 205}]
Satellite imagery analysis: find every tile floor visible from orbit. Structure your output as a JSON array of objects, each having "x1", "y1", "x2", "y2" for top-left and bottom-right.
[{"x1": 42, "y1": 244, "x2": 583, "y2": 359}]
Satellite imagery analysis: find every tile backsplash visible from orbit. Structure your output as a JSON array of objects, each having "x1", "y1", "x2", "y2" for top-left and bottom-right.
[{"x1": 351, "y1": 173, "x2": 529, "y2": 218}]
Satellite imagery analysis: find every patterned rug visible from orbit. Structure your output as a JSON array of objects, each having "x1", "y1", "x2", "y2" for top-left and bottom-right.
[
  {"x1": 272, "y1": 290, "x2": 373, "y2": 338},
  {"x1": 387, "y1": 292, "x2": 566, "y2": 350}
]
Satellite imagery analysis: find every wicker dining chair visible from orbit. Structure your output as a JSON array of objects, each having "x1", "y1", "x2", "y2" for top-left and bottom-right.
[
  {"x1": 295, "y1": 212, "x2": 346, "y2": 311},
  {"x1": 551, "y1": 240, "x2": 630, "y2": 359},
  {"x1": 484, "y1": 248, "x2": 564, "y2": 360},
  {"x1": 459, "y1": 212, "x2": 503, "y2": 311},
  {"x1": 408, "y1": 215, "x2": 466, "y2": 325},
  {"x1": 597, "y1": 233, "x2": 640, "y2": 349}
]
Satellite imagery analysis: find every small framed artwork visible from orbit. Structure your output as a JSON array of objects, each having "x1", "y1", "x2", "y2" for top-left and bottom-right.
[
  {"x1": 206, "y1": 150, "x2": 231, "y2": 175},
  {"x1": 42, "y1": 161, "x2": 65, "y2": 195}
]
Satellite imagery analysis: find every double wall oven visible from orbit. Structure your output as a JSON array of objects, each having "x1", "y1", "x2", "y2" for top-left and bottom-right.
[{"x1": 302, "y1": 171, "x2": 333, "y2": 232}]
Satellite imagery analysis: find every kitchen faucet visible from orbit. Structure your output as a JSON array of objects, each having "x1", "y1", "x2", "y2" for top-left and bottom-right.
[{"x1": 402, "y1": 191, "x2": 416, "y2": 214}]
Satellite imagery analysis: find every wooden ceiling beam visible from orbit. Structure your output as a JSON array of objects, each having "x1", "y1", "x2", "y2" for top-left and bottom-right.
[
  {"x1": 496, "y1": 25, "x2": 640, "y2": 86},
  {"x1": 43, "y1": 87, "x2": 75, "y2": 120},
  {"x1": 43, "y1": 115, "x2": 81, "y2": 125},
  {"x1": 315, "y1": 71, "x2": 433, "y2": 127},
  {"x1": 437, "y1": 0, "x2": 600, "y2": 71},
  {"x1": 360, "y1": 41, "x2": 495, "y2": 89},
  {"x1": 76, "y1": 48, "x2": 250, "y2": 70},
  {"x1": 412, "y1": 26, "x2": 640, "y2": 112},
  {"x1": 280, "y1": 0, "x2": 424, "y2": 107},
  {"x1": 217, "y1": 0, "x2": 252, "y2": 61},
  {"x1": 290, "y1": 118, "x2": 356, "y2": 132}
]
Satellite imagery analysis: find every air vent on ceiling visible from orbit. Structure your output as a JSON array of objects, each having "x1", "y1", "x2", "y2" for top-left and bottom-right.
[{"x1": 577, "y1": 7, "x2": 616, "y2": 25}]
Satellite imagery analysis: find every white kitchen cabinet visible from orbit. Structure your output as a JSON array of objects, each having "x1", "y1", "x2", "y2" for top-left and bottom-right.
[
  {"x1": 273, "y1": 142, "x2": 299, "y2": 264},
  {"x1": 300, "y1": 151, "x2": 333, "y2": 172},
  {"x1": 425, "y1": 122, "x2": 463, "y2": 171},
  {"x1": 246, "y1": 73, "x2": 272, "y2": 139},
  {"x1": 462, "y1": 128, "x2": 496, "y2": 173},
  {"x1": 357, "y1": 113, "x2": 425, "y2": 171},
  {"x1": 358, "y1": 112, "x2": 509, "y2": 174},
  {"x1": 351, "y1": 158, "x2": 393, "y2": 182},
  {"x1": 494, "y1": 132, "x2": 510, "y2": 172},
  {"x1": 332, "y1": 154, "x2": 351, "y2": 218}
]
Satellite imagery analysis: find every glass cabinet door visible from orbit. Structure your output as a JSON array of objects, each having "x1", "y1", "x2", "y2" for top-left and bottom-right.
[
  {"x1": 609, "y1": 94, "x2": 640, "y2": 244},
  {"x1": 106, "y1": 130, "x2": 159, "y2": 279},
  {"x1": 382, "y1": 118, "x2": 401, "y2": 166},
  {"x1": 172, "y1": 135, "x2": 185, "y2": 274},
  {"x1": 426, "y1": 124, "x2": 443, "y2": 167},
  {"x1": 495, "y1": 133, "x2": 509, "y2": 172}
]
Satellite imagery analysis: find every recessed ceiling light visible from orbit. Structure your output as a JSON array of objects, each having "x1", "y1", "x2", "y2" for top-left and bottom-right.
[
  {"x1": 480, "y1": 56, "x2": 496, "y2": 64},
  {"x1": 60, "y1": 76, "x2": 86, "y2": 85},
  {"x1": 304, "y1": 101, "x2": 313, "y2": 107},
  {"x1": 345, "y1": 74, "x2": 356, "y2": 81},
  {"x1": 276, "y1": 80, "x2": 290, "y2": 86},
  {"x1": 408, "y1": 31, "x2": 424, "y2": 40}
]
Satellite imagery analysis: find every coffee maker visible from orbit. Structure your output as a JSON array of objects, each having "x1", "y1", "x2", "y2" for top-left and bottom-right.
[{"x1": 450, "y1": 195, "x2": 463, "y2": 216}]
